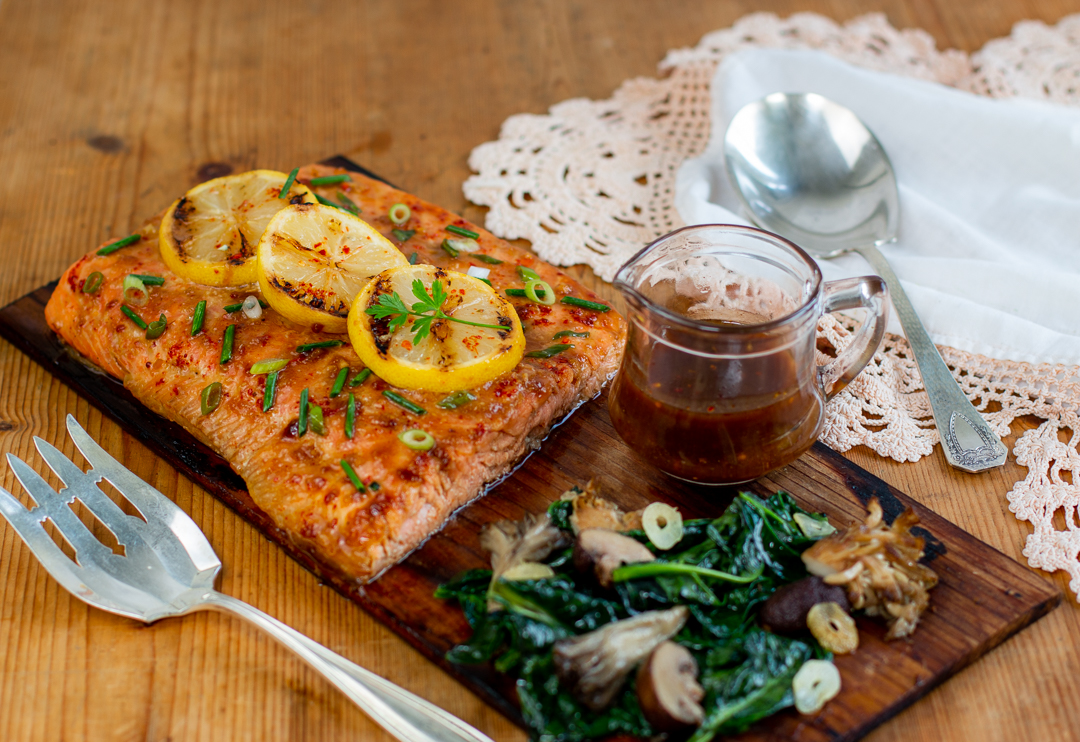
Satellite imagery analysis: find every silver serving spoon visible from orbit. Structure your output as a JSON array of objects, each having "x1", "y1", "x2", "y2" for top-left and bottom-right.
[{"x1": 723, "y1": 92, "x2": 1006, "y2": 472}]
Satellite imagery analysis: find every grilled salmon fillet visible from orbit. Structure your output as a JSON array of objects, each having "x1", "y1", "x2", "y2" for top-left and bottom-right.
[{"x1": 45, "y1": 164, "x2": 626, "y2": 582}]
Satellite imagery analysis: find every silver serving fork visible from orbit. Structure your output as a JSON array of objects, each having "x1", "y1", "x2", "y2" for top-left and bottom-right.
[{"x1": 0, "y1": 414, "x2": 494, "y2": 742}]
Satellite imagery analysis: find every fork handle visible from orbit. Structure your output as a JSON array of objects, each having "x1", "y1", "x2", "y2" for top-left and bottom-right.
[{"x1": 195, "y1": 590, "x2": 495, "y2": 742}]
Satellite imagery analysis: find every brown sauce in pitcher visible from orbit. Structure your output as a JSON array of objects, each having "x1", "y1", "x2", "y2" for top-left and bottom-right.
[{"x1": 609, "y1": 310, "x2": 824, "y2": 485}]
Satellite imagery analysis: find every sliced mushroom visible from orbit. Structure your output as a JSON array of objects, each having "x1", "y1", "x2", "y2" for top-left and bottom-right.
[
  {"x1": 636, "y1": 641, "x2": 704, "y2": 732},
  {"x1": 553, "y1": 606, "x2": 688, "y2": 711},
  {"x1": 573, "y1": 528, "x2": 655, "y2": 588}
]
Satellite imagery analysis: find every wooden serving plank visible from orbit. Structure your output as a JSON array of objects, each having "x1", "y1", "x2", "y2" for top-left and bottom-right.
[{"x1": 0, "y1": 161, "x2": 1060, "y2": 741}]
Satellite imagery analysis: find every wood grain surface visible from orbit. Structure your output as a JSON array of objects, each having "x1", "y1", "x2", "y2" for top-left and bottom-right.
[
  {"x1": 0, "y1": 276, "x2": 1061, "y2": 741},
  {"x1": 1, "y1": 2, "x2": 1079, "y2": 741}
]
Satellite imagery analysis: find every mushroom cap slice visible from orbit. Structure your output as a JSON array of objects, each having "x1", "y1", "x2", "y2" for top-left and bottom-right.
[{"x1": 636, "y1": 641, "x2": 705, "y2": 732}]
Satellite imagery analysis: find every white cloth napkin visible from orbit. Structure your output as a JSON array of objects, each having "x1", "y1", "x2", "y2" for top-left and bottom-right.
[{"x1": 676, "y1": 48, "x2": 1080, "y2": 366}]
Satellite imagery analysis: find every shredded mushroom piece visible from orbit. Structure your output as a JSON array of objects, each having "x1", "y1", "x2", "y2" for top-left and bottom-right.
[
  {"x1": 553, "y1": 606, "x2": 689, "y2": 711},
  {"x1": 561, "y1": 480, "x2": 643, "y2": 533},
  {"x1": 479, "y1": 512, "x2": 568, "y2": 609},
  {"x1": 801, "y1": 498, "x2": 938, "y2": 639}
]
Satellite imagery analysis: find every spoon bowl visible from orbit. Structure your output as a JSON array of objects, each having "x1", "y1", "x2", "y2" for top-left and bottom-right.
[
  {"x1": 724, "y1": 92, "x2": 899, "y2": 257},
  {"x1": 723, "y1": 92, "x2": 1006, "y2": 473}
]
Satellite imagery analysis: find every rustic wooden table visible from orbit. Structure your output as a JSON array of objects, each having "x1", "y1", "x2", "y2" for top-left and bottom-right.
[{"x1": 1, "y1": 1, "x2": 1077, "y2": 740}]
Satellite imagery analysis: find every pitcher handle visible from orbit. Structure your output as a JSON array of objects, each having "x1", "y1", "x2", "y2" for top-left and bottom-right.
[{"x1": 818, "y1": 276, "x2": 889, "y2": 399}]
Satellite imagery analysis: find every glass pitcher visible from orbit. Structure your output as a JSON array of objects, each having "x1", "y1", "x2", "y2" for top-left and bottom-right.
[{"x1": 609, "y1": 224, "x2": 888, "y2": 485}]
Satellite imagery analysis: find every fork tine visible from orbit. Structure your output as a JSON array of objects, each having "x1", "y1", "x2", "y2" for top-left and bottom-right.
[
  {"x1": 64, "y1": 415, "x2": 220, "y2": 574},
  {"x1": 0, "y1": 485, "x2": 90, "y2": 598},
  {"x1": 7, "y1": 453, "x2": 121, "y2": 569},
  {"x1": 34, "y1": 436, "x2": 145, "y2": 550}
]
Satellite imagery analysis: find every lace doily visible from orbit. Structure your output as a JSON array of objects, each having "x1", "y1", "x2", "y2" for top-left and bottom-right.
[{"x1": 463, "y1": 12, "x2": 1080, "y2": 598}]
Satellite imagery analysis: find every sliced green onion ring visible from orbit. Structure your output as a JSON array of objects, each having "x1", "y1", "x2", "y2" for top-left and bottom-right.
[
  {"x1": 392, "y1": 228, "x2": 416, "y2": 242},
  {"x1": 398, "y1": 428, "x2": 435, "y2": 451},
  {"x1": 145, "y1": 313, "x2": 167, "y2": 340},
  {"x1": 122, "y1": 275, "x2": 149, "y2": 307},
  {"x1": 241, "y1": 295, "x2": 262, "y2": 319},
  {"x1": 524, "y1": 279, "x2": 556, "y2": 306},
  {"x1": 388, "y1": 202, "x2": 411, "y2": 225},
  {"x1": 200, "y1": 382, "x2": 223, "y2": 415},
  {"x1": 250, "y1": 358, "x2": 288, "y2": 375},
  {"x1": 82, "y1": 272, "x2": 103, "y2": 294},
  {"x1": 517, "y1": 265, "x2": 541, "y2": 282}
]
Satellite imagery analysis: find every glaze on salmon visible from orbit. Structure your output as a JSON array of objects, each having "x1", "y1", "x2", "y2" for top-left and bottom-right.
[{"x1": 45, "y1": 165, "x2": 626, "y2": 582}]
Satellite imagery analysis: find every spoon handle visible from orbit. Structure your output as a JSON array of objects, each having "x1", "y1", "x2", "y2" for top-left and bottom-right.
[{"x1": 855, "y1": 245, "x2": 1007, "y2": 472}]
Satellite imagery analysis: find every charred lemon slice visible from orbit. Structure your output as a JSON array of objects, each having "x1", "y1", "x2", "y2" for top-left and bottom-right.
[
  {"x1": 349, "y1": 264, "x2": 525, "y2": 392},
  {"x1": 159, "y1": 170, "x2": 316, "y2": 287},
  {"x1": 257, "y1": 203, "x2": 409, "y2": 333}
]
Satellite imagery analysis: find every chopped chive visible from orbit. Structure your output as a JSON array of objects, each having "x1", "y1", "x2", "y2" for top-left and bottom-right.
[
  {"x1": 398, "y1": 429, "x2": 435, "y2": 451},
  {"x1": 409, "y1": 251, "x2": 419, "y2": 265},
  {"x1": 97, "y1": 233, "x2": 141, "y2": 256},
  {"x1": 145, "y1": 314, "x2": 167, "y2": 340},
  {"x1": 340, "y1": 458, "x2": 365, "y2": 491},
  {"x1": 191, "y1": 300, "x2": 206, "y2": 336},
  {"x1": 129, "y1": 273, "x2": 165, "y2": 286},
  {"x1": 446, "y1": 224, "x2": 479, "y2": 239},
  {"x1": 330, "y1": 367, "x2": 349, "y2": 397},
  {"x1": 122, "y1": 275, "x2": 148, "y2": 307},
  {"x1": 200, "y1": 382, "x2": 223, "y2": 415},
  {"x1": 220, "y1": 324, "x2": 235, "y2": 364},
  {"x1": 553, "y1": 330, "x2": 590, "y2": 340},
  {"x1": 280, "y1": 167, "x2": 299, "y2": 200},
  {"x1": 250, "y1": 358, "x2": 288, "y2": 375},
  {"x1": 370, "y1": 481, "x2": 381, "y2": 491},
  {"x1": 308, "y1": 403, "x2": 326, "y2": 435},
  {"x1": 441, "y1": 239, "x2": 460, "y2": 258},
  {"x1": 383, "y1": 390, "x2": 427, "y2": 416},
  {"x1": 388, "y1": 203, "x2": 411, "y2": 225},
  {"x1": 517, "y1": 265, "x2": 541, "y2": 281},
  {"x1": 296, "y1": 339, "x2": 344, "y2": 353},
  {"x1": 298, "y1": 388, "x2": 309, "y2": 436},
  {"x1": 263, "y1": 370, "x2": 280, "y2": 412},
  {"x1": 82, "y1": 271, "x2": 103, "y2": 294},
  {"x1": 392, "y1": 228, "x2": 416, "y2": 242},
  {"x1": 505, "y1": 288, "x2": 527, "y2": 298},
  {"x1": 470, "y1": 253, "x2": 503, "y2": 264},
  {"x1": 477, "y1": 277, "x2": 492, "y2": 286},
  {"x1": 349, "y1": 368, "x2": 372, "y2": 387},
  {"x1": 437, "y1": 391, "x2": 476, "y2": 410},
  {"x1": 309, "y1": 174, "x2": 351, "y2": 186},
  {"x1": 345, "y1": 392, "x2": 356, "y2": 438},
  {"x1": 121, "y1": 305, "x2": 148, "y2": 329},
  {"x1": 315, "y1": 193, "x2": 344, "y2": 210},
  {"x1": 336, "y1": 191, "x2": 360, "y2": 214},
  {"x1": 560, "y1": 296, "x2": 611, "y2": 312},
  {"x1": 526, "y1": 344, "x2": 573, "y2": 359}
]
